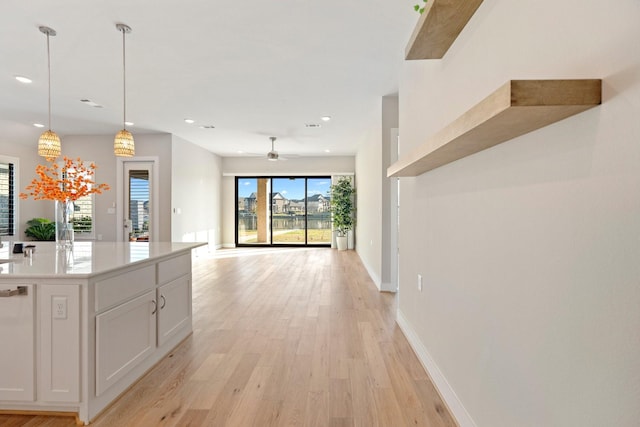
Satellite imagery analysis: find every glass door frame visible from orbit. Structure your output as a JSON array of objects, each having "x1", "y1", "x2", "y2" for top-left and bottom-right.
[
  {"x1": 235, "y1": 176, "x2": 332, "y2": 248},
  {"x1": 116, "y1": 157, "x2": 159, "y2": 242}
]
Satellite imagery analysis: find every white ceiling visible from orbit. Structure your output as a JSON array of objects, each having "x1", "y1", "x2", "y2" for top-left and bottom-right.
[{"x1": 1, "y1": 0, "x2": 416, "y2": 158}]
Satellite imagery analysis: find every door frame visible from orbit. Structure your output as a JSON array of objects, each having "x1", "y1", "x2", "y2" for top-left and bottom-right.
[
  {"x1": 116, "y1": 157, "x2": 160, "y2": 242},
  {"x1": 390, "y1": 128, "x2": 400, "y2": 292}
]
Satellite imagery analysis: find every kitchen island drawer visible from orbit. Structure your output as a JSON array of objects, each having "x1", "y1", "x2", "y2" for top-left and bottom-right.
[{"x1": 95, "y1": 264, "x2": 155, "y2": 312}]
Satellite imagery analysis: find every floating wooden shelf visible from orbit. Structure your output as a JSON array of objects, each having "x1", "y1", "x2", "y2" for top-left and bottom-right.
[
  {"x1": 387, "y1": 79, "x2": 602, "y2": 177},
  {"x1": 406, "y1": 0, "x2": 484, "y2": 60}
]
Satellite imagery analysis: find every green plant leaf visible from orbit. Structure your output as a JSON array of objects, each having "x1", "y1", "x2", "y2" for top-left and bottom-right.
[
  {"x1": 25, "y1": 218, "x2": 55, "y2": 241},
  {"x1": 330, "y1": 177, "x2": 356, "y2": 236}
]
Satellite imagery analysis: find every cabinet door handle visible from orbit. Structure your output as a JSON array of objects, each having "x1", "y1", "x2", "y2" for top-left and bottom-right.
[
  {"x1": 0, "y1": 286, "x2": 28, "y2": 297},
  {"x1": 151, "y1": 299, "x2": 157, "y2": 315},
  {"x1": 160, "y1": 294, "x2": 166, "y2": 309}
]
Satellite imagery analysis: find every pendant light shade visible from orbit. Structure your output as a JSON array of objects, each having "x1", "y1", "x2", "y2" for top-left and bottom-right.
[
  {"x1": 38, "y1": 130, "x2": 61, "y2": 160},
  {"x1": 114, "y1": 129, "x2": 135, "y2": 156},
  {"x1": 114, "y1": 23, "x2": 134, "y2": 157},
  {"x1": 38, "y1": 26, "x2": 61, "y2": 161}
]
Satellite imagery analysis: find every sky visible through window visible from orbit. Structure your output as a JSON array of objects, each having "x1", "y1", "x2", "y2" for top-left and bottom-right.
[{"x1": 238, "y1": 178, "x2": 330, "y2": 200}]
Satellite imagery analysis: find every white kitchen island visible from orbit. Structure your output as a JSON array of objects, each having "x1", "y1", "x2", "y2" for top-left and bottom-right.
[{"x1": 0, "y1": 241, "x2": 205, "y2": 424}]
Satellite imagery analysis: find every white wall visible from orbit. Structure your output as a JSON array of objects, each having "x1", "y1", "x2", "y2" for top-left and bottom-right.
[
  {"x1": 171, "y1": 135, "x2": 222, "y2": 250},
  {"x1": 221, "y1": 156, "x2": 355, "y2": 247},
  {"x1": 63, "y1": 134, "x2": 173, "y2": 242},
  {"x1": 355, "y1": 96, "x2": 398, "y2": 291},
  {"x1": 381, "y1": 96, "x2": 399, "y2": 291},
  {"x1": 398, "y1": 1, "x2": 640, "y2": 426},
  {"x1": 355, "y1": 121, "x2": 382, "y2": 287},
  {"x1": 2, "y1": 132, "x2": 218, "y2": 244}
]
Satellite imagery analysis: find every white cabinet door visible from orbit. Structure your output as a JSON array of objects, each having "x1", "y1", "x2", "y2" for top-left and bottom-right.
[
  {"x1": 157, "y1": 277, "x2": 191, "y2": 347},
  {"x1": 0, "y1": 284, "x2": 34, "y2": 401},
  {"x1": 95, "y1": 290, "x2": 156, "y2": 396}
]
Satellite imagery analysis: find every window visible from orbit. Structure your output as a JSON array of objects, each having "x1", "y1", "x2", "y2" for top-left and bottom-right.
[
  {"x1": 63, "y1": 160, "x2": 96, "y2": 239},
  {"x1": 127, "y1": 169, "x2": 150, "y2": 241},
  {"x1": 73, "y1": 194, "x2": 93, "y2": 235},
  {"x1": 0, "y1": 158, "x2": 16, "y2": 237},
  {"x1": 235, "y1": 176, "x2": 332, "y2": 246}
]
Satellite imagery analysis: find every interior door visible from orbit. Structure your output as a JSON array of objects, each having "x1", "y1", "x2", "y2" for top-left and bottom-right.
[{"x1": 123, "y1": 162, "x2": 153, "y2": 242}]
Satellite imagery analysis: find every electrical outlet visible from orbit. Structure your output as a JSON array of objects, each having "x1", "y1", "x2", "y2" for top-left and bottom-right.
[
  {"x1": 418, "y1": 274, "x2": 423, "y2": 292},
  {"x1": 53, "y1": 296, "x2": 67, "y2": 320}
]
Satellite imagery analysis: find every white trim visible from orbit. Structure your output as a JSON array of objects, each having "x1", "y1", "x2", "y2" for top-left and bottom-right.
[
  {"x1": 221, "y1": 243, "x2": 236, "y2": 248},
  {"x1": 396, "y1": 311, "x2": 477, "y2": 427},
  {"x1": 357, "y1": 251, "x2": 382, "y2": 290},
  {"x1": 223, "y1": 172, "x2": 354, "y2": 177},
  {"x1": 116, "y1": 157, "x2": 160, "y2": 242},
  {"x1": 380, "y1": 282, "x2": 396, "y2": 293},
  {"x1": 389, "y1": 128, "x2": 399, "y2": 292}
]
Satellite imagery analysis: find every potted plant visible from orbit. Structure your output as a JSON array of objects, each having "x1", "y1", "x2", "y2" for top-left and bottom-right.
[
  {"x1": 24, "y1": 218, "x2": 56, "y2": 241},
  {"x1": 330, "y1": 177, "x2": 355, "y2": 251}
]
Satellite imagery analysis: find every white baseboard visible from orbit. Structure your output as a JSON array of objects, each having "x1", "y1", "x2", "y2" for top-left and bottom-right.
[
  {"x1": 356, "y1": 250, "x2": 382, "y2": 290},
  {"x1": 396, "y1": 311, "x2": 476, "y2": 427},
  {"x1": 380, "y1": 281, "x2": 397, "y2": 293},
  {"x1": 221, "y1": 243, "x2": 236, "y2": 248}
]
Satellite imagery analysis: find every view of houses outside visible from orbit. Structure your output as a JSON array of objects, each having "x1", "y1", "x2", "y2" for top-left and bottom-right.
[
  {"x1": 237, "y1": 177, "x2": 332, "y2": 245},
  {"x1": 128, "y1": 171, "x2": 150, "y2": 241}
]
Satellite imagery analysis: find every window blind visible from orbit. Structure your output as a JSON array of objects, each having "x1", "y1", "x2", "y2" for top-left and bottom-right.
[{"x1": 0, "y1": 162, "x2": 15, "y2": 236}]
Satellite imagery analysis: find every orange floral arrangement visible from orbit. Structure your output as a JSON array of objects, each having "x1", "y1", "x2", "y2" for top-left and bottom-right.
[{"x1": 20, "y1": 157, "x2": 110, "y2": 202}]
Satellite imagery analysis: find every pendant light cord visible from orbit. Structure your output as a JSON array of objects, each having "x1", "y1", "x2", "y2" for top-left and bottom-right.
[
  {"x1": 46, "y1": 31, "x2": 52, "y2": 131},
  {"x1": 122, "y1": 28, "x2": 127, "y2": 130}
]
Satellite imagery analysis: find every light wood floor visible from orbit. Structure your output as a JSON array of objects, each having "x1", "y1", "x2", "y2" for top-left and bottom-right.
[{"x1": 0, "y1": 248, "x2": 456, "y2": 427}]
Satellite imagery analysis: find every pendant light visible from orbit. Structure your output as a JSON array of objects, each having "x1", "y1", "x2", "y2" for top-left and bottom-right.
[
  {"x1": 37, "y1": 26, "x2": 61, "y2": 161},
  {"x1": 114, "y1": 23, "x2": 134, "y2": 157}
]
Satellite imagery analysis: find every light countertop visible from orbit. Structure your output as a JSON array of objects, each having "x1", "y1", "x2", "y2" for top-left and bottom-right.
[{"x1": 0, "y1": 241, "x2": 206, "y2": 278}]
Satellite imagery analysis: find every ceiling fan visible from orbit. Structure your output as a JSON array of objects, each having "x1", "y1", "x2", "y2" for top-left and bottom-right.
[{"x1": 267, "y1": 136, "x2": 283, "y2": 161}]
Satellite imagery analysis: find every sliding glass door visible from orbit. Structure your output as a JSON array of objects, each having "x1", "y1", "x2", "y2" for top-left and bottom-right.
[
  {"x1": 306, "y1": 177, "x2": 331, "y2": 245},
  {"x1": 235, "y1": 176, "x2": 331, "y2": 247},
  {"x1": 237, "y1": 177, "x2": 271, "y2": 245}
]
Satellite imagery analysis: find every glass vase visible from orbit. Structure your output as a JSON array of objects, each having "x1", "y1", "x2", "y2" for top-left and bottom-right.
[{"x1": 55, "y1": 199, "x2": 74, "y2": 249}]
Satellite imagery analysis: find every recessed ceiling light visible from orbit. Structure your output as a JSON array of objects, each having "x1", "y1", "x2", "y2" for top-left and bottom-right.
[
  {"x1": 321, "y1": 116, "x2": 331, "y2": 122},
  {"x1": 324, "y1": 149, "x2": 331, "y2": 153},
  {"x1": 305, "y1": 123, "x2": 321, "y2": 128},
  {"x1": 237, "y1": 150, "x2": 244, "y2": 154},
  {"x1": 184, "y1": 118, "x2": 195, "y2": 124},
  {"x1": 15, "y1": 76, "x2": 32, "y2": 84},
  {"x1": 33, "y1": 123, "x2": 45, "y2": 128},
  {"x1": 125, "y1": 121, "x2": 134, "y2": 126}
]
